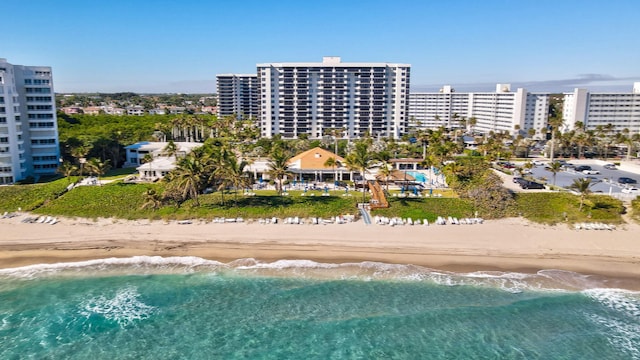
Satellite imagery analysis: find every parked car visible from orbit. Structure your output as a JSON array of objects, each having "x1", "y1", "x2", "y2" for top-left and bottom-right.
[
  {"x1": 513, "y1": 177, "x2": 528, "y2": 186},
  {"x1": 532, "y1": 160, "x2": 546, "y2": 166},
  {"x1": 520, "y1": 181, "x2": 545, "y2": 189},
  {"x1": 603, "y1": 164, "x2": 617, "y2": 170},
  {"x1": 575, "y1": 165, "x2": 592, "y2": 172},
  {"x1": 583, "y1": 176, "x2": 601, "y2": 183},
  {"x1": 497, "y1": 161, "x2": 515, "y2": 169},
  {"x1": 582, "y1": 169, "x2": 600, "y2": 175},
  {"x1": 621, "y1": 187, "x2": 639, "y2": 194},
  {"x1": 618, "y1": 177, "x2": 638, "y2": 185}
]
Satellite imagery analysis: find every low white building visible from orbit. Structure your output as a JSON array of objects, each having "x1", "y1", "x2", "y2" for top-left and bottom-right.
[
  {"x1": 124, "y1": 141, "x2": 202, "y2": 181},
  {"x1": 126, "y1": 105, "x2": 145, "y2": 116}
]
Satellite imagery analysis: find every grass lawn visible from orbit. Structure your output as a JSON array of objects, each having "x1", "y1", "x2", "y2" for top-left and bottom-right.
[
  {"x1": 513, "y1": 192, "x2": 625, "y2": 224},
  {"x1": 32, "y1": 183, "x2": 363, "y2": 220},
  {"x1": 0, "y1": 177, "x2": 75, "y2": 212},
  {"x1": 372, "y1": 197, "x2": 474, "y2": 222},
  {"x1": 2, "y1": 179, "x2": 628, "y2": 225}
]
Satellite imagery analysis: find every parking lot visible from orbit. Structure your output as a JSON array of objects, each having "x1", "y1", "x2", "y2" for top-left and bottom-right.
[{"x1": 518, "y1": 160, "x2": 638, "y2": 195}]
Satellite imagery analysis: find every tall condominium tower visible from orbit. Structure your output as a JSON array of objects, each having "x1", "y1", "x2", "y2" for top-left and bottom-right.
[
  {"x1": 0, "y1": 58, "x2": 60, "y2": 184},
  {"x1": 257, "y1": 56, "x2": 410, "y2": 139},
  {"x1": 409, "y1": 84, "x2": 550, "y2": 138},
  {"x1": 216, "y1": 74, "x2": 259, "y2": 120},
  {"x1": 563, "y1": 82, "x2": 640, "y2": 134}
]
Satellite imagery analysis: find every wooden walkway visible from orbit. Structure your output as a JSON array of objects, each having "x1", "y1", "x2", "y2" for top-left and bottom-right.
[{"x1": 368, "y1": 180, "x2": 389, "y2": 209}]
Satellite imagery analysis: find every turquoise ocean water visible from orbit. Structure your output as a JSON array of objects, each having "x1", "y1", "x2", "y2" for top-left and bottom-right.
[{"x1": 1, "y1": 257, "x2": 638, "y2": 359}]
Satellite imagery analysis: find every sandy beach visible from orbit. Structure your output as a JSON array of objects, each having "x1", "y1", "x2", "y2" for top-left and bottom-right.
[{"x1": 1, "y1": 213, "x2": 639, "y2": 288}]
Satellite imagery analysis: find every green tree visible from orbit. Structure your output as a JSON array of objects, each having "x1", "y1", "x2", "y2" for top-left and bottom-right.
[
  {"x1": 218, "y1": 152, "x2": 250, "y2": 205},
  {"x1": 70, "y1": 145, "x2": 90, "y2": 177},
  {"x1": 569, "y1": 178, "x2": 593, "y2": 211},
  {"x1": 345, "y1": 141, "x2": 374, "y2": 203},
  {"x1": 162, "y1": 140, "x2": 178, "y2": 157},
  {"x1": 165, "y1": 154, "x2": 206, "y2": 206},
  {"x1": 323, "y1": 156, "x2": 339, "y2": 186},
  {"x1": 57, "y1": 161, "x2": 78, "y2": 183},
  {"x1": 140, "y1": 188, "x2": 163, "y2": 210},
  {"x1": 267, "y1": 147, "x2": 292, "y2": 195},
  {"x1": 86, "y1": 158, "x2": 111, "y2": 184},
  {"x1": 547, "y1": 161, "x2": 563, "y2": 186}
]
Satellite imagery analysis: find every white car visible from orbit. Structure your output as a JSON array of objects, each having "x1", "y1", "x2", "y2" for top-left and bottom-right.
[
  {"x1": 582, "y1": 169, "x2": 600, "y2": 175},
  {"x1": 532, "y1": 160, "x2": 546, "y2": 166},
  {"x1": 621, "y1": 187, "x2": 639, "y2": 194}
]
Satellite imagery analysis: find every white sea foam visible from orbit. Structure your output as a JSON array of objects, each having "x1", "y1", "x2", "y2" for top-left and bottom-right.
[
  {"x1": 584, "y1": 288, "x2": 640, "y2": 318},
  {"x1": 79, "y1": 286, "x2": 155, "y2": 328},
  {"x1": 235, "y1": 259, "x2": 341, "y2": 270},
  {"x1": 584, "y1": 288, "x2": 640, "y2": 359},
  {"x1": 0, "y1": 256, "x2": 226, "y2": 279},
  {"x1": 1, "y1": 257, "x2": 638, "y2": 294}
]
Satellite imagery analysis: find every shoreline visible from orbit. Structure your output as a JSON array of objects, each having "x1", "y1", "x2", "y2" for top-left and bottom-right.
[{"x1": 1, "y1": 214, "x2": 640, "y2": 290}]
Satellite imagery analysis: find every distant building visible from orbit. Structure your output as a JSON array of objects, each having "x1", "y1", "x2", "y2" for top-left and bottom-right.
[
  {"x1": 563, "y1": 82, "x2": 640, "y2": 134},
  {"x1": 216, "y1": 74, "x2": 259, "y2": 120},
  {"x1": 0, "y1": 58, "x2": 60, "y2": 183},
  {"x1": 257, "y1": 56, "x2": 411, "y2": 140},
  {"x1": 168, "y1": 106, "x2": 186, "y2": 114},
  {"x1": 148, "y1": 108, "x2": 166, "y2": 115},
  {"x1": 61, "y1": 106, "x2": 83, "y2": 115},
  {"x1": 103, "y1": 106, "x2": 125, "y2": 115},
  {"x1": 126, "y1": 105, "x2": 145, "y2": 116},
  {"x1": 200, "y1": 106, "x2": 216, "y2": 114},
  {"x1": 83, "y1": 106, "x2": 102, "y2": 115},
  {"x1": 409, "y1": 84, "x2": 550, "y2": 138}
]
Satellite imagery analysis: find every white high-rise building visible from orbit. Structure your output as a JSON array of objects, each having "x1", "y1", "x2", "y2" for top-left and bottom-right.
[
  {"x1": 563, "y1": 83, "x2": 640, "y2": 134},
  {"x1": 216, "y1": 74, "x2": 259, "y2": 120},
  {"x1": 408, "y1": 86, "x2": 470, "y2": 128},
  {"x1": 257, "y1": 56, "x2": 410, "y2": 139},
  {"x1": 0, "y1": 58, "x2": 60, "y2": 184},
  {"x1": 409, "y1": 84, "x2": 550, "y2": 138}
]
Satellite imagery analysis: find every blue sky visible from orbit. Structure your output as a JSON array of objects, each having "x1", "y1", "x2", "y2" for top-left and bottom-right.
[{"x1": 4, "y1": 0, "x2": 639, "y2": 93}]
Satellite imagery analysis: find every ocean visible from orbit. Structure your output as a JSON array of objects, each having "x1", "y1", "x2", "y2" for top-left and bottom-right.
[{"x1": 1, "y1": 257, "x2": 638, "y2": 359}]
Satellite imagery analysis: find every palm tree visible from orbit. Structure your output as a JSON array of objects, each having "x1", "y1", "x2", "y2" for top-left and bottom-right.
[
  {"x1": 547, "y1": 113, "x2": 564, "y2": 161},
  {"x1": 167, "y1": 154, "x2": 205, "y2": 206},
  {"x1": 140, "y1": 188, "x2": 163, "y2": 210},
  {"x1": 71, "y1": 145, "x2": 89, "y2": 177},
  {"x1": 86, "y1": 158, "x2": 111, "y2": 184},
  {"x1": 377, "y1": 163, "x2": 392, "y2": 191},
  {"x1": 219, "y1": 153, "x2": 250, "y2": 205},
  {"x1": 267, "y1": 147, "x2": 291, "y2": 195},
  {"x1": 616, "y1": 128, "x2": 640, "y2": 161},
  {"x1": 162, "y1": 140, "x2": 178, "y2": 157},
  {"x1": 547, "y1": 161, "x2": 562, "y2": 186},
  {"x1": 323, "y1": 156, "x2": 338, "y2": 187},
  {"x1": 57, "y1": 161, "x2": 78, "y2": 183},
  {"x1": 345, "y1": 141, "x2": 374, "y2": 203},
  {"x1": 569, "y1": 178, "x2": 593, "y2": 211},
  {"x1": 375, "y1": 150, "x2": 393, "y2": 191}
]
